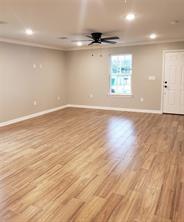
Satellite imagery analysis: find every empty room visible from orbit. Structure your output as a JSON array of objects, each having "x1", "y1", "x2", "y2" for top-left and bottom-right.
[{"x1": 0, "y1": 0, "x2": 184, "y2": 221}]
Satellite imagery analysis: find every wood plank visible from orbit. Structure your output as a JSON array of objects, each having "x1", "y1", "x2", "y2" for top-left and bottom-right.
[{"x1": 0, "y1": 108, "x2": 183, "y2": 222}]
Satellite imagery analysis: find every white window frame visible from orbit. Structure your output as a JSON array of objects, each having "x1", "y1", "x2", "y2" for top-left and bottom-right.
[{"x1": 109, "y1": 54, "x2": 133, "y2": 96}]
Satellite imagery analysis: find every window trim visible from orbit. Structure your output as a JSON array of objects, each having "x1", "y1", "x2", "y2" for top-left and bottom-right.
[{"x1": 109, "y1": 53, "x2": 133, "y2": 96}]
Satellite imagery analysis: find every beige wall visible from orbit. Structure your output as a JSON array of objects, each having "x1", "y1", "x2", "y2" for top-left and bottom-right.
[
  {"x1": 66, "y1": 41, "x2": 184, "y2": 111},
  {"x1": 0, "y1": 42, "x2": 67, "y2": 123},
  {"x1": 1, "y1": 41, "x2": 184, "y2": 123}
]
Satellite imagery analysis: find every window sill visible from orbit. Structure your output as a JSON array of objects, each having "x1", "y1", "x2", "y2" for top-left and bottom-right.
[{"x1": 108, "y1": 93, "x2": 134, "y2": 97}]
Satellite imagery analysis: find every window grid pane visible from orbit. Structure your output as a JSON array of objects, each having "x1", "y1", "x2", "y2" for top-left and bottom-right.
[{"x1": 110, "y1": 55, "x2": 132, "y2": 95}]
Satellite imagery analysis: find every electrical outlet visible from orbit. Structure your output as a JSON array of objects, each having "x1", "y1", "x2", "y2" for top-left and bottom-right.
[
  {"x1": 39, "y1": 64, "x2": 43, "y2": 69},
  {"x1": 57, "y1": 96, "x2": 61, "y2": 101},
  {"x1": 33, "y1": 101, "x2": 37, "y2": 106},
  {"x1": 140, "y1": 97, "x2": 144, "y2": 102},
  {"x1": 89, "y1": 94, "x2": 94, "y2": 98},
  {"x1": 33, "y1": 64, "x2": 37, "y2": 69}
]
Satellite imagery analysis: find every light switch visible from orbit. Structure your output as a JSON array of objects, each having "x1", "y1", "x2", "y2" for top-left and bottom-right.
[{"x1": 148, "y1": 76, "x2": 156, "y2": 80}]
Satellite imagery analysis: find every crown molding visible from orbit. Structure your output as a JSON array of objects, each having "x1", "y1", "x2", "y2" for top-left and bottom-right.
[
  {"x1": 0, "y1": 37, "x2": 184, "y2": 52},
  {"x1": 65, "y1": 38, "x2": 184, "y2": 51},
  {"x1": 0, "y1": 37, "x2": 65, "y2": 51}
]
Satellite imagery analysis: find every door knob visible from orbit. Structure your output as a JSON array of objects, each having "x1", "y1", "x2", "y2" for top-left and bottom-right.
[
  {"x1": 165, "y1": 81, "x2": 167, "y2": 84},
  {"x1": 164, "y1": 85, "x2": 167, "y2": 88}
]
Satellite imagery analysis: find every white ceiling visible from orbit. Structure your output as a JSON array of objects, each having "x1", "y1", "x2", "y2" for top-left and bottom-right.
[{"x1": 0, "y1": 0, "x2": 184, "y2": 50}]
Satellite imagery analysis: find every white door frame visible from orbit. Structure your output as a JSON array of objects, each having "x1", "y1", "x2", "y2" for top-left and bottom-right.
[{"x1": 161, "y1": 49, "x2": 184, "y2": 114}]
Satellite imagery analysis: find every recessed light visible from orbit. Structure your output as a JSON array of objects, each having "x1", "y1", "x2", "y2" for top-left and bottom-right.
[
  {"x1": 76, "y1": 42, "x2": 82, "y2": 46},
  {"x1": 25, "y1": 28, "x2": 34, "y2": 36},
  {"x1": 149, "y1": 33, "x2": 157, "y2": 39},
  {"x1": 126, "y1": 13, "x2": 135, "y2": 21}
]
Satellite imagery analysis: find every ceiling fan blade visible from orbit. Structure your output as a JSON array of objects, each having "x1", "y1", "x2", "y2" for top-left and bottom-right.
[
  {"x1": 102, "y1": 40, "x2": 117, "y2": 44},
  {"x1": 101, "y1": 36, "x2": 119, "y2": 41},
  {"x1": 86, "y1": 35, "x2": 93, "y2": 39},
  {"x1": 72, "y1": 40, "x2": 91, "y2": 42},
  {"x1": 88, "y1": 41, "x2": 96, "y2": 46}
]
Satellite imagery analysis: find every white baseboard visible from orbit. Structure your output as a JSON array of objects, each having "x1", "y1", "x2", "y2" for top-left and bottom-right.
[
  {"x1": 0, "y1": 104, "x2": 162, "y2": 128},
  {"x1": 67, "y1": 104, "x2": 162, "y2": 114},
  {"x1": 0, "y1": 105, "x2": 68, "y2": 128}
]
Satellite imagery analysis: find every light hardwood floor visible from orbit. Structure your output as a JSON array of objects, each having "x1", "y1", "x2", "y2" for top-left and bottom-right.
[{"x1": 0, "y1": 108, "x2": 183, "y2": 222}]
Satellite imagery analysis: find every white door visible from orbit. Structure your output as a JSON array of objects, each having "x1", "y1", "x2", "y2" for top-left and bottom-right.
[
  {"x1": 163, "y1": 52, "x2": 184, "y2": 114},
  {"x1": 181, "y1": 53, "x2": 184, "y2": 114}
]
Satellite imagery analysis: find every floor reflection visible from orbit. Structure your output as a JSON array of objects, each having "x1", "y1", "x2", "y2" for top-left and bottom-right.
[{"x1": 104, "y1": 116, "x2": 138, "y2": 172}]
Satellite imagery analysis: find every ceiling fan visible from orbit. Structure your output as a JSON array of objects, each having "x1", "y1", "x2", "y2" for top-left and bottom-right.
[{"x1": 72, "y1": 32, "x2": 119, "y2": 45}]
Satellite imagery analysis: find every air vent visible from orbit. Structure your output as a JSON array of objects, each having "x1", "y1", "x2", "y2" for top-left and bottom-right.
[
  {"x1": 170, "y1": 20, "x2": 179, "y2": 25},
  {"x1": 58, "y1": 37, "x2": 68, "y2": 40},
  {"x1": 0, "y1": 21, "x2": 8, "y2": 25}
]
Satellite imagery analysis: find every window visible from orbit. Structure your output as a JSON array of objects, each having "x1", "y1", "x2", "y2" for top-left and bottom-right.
[{"x1": 110, "y1": 54, "x2": 132, "y2": 95}]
